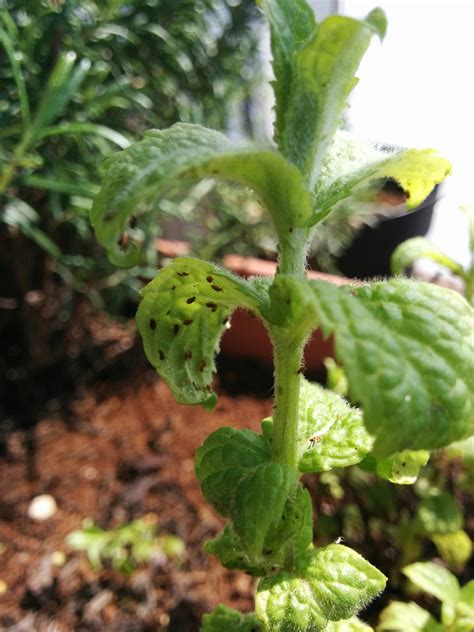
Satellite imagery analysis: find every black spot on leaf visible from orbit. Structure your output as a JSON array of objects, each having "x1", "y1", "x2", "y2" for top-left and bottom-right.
[
  {"x1": 149, "y1": 318, "x2": 156, "y2": 330},
  {"x1": 184, "y1": 350, "x2": 192, "y2": 360},
  {"x1": 186, "y1": 297, "x2": 196, "y2": 304},
  {"x1": 173, "y1": 324, "x2": 180, "y2": 335},
  {"x1": 177, "y1": 271, "x2": 189, "y2": 277},
  {"x1": 212, "y1": 285, "x2": 223, "y2": 292},
  {"x1": 183, "y1": 319, "x2": 193, "y2": 326}
]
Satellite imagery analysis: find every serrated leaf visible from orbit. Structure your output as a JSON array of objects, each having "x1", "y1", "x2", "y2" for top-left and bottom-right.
[
  {"x1": 374, "y1": 450, "x2": 429, "y2": 485},
  {"x1": 256, "y1": 545, "x2": 386, "y2": 631},
  {"x1": 232, "y1": 462, "x2": 297, "y2": 557},
  {"x1": 259, "y1": 0, "x2": 316, "y2": 146},
  {"x1": 313, "y1": 134, "x2": 451, "y2": 224},
  {"x1": 270, "y1": 276, "x2": 474, "y2": 456},
  {"x1": 326, "y1": 618, "x2": 373, "y2": 632},
  {"x1": 201, "y1": 604, "x2": 261, "y2": 632},
  {"x1": 205, "y1": 484, "x2": 312, "y2": 577},
  {"x1": 136, "y1": 258, "x2": 269, "y2": 409},
  {"x1": 402, "y1": 562, "x2": 460, "y2": 606},
  {"x1": 195, "y1": 427, "x2": 271, "y2": 515},
  {"x1": 432, "y1": 530, "x2": 472, "y2": 569},
  {"x1": 376, "y1": 601, "x2": 443, "y2": 632},
  {"x1": 391, "y1": 237, "x2": 464, "y2": 277},
  {"x1": 275, "y1": 10, "x2": 386, "y2": 188},
  {"x1": 91, "y1": 123, "x2": 311, "y2": 266},
  {"x1": 417, "y1": 492, "x2": 463, "y2": 535},
  {"x1": 205, "y1": 523, "x2": 279, "y2": 577}
]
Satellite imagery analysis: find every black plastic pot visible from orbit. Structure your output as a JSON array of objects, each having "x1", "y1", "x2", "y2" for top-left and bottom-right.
[{"x1": 336, "y1": 184, "x2": 440, "y2": 280}]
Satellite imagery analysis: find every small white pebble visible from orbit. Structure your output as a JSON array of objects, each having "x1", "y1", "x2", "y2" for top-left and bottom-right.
[
  {"x1": 27, "y1": 494, "x2": 57, "y2": 521},
  {"x1": 51, "y1": 551, "x2": 66, "y2": 566}
]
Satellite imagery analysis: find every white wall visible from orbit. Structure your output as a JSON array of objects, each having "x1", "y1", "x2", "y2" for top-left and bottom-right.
[{"x1": 341, "y1": 0, "x2": 474, "y2": 264}]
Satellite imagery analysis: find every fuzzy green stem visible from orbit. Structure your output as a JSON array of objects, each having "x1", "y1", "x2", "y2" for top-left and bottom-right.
[
  {"x1": 271, "y1": 332, "x2": 305, "y2": 468},
  {"x1": 271, "y1": 226, "x2": 309, "y2": 468}
]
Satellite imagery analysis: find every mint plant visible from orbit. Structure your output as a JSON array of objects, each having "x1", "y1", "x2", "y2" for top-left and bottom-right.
[{"x1": 91, "y1": 1, "x2": 474, "y2": 629}]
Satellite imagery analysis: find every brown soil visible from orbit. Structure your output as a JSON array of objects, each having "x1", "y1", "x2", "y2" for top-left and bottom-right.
[{"x1": 0, "y1": 367, "x2": 272, "y2": 631}]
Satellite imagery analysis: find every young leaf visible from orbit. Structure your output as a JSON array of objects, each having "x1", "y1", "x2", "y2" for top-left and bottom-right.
[
  {"x1": 201, "y1": 604, "x2": 261, "y2": 632},
  {"x1": 417, "y1": 492, "x2": 463, "y2": 535},
  {"x1": 402, "y1": 562, "x2": 460, "y2": 607},
  {"x1": 136, "y1": 258, "x2": 269, "y2": 409},
  {"x1": 232, "y1": 462, "x2": 297, "y2": 557},
  {"x1": 457, "y1": 580, "x2": 474, "y2": 630},
  {"x1": 195, "y1": 427, "x2": 271, "y2": 516},
  {"x1": 91, "y1": 123, "x2": 311, "y2": 266},
  {"x1": 391, "y1": 237, "x2": 464, "y2": 277},
  {"x1": 274, "y1": 10, "x2": 386, "y2": 188},
  {"x1": 256, "y1": 545, "x2": 386, "y2": 631},
  {"x1": 270, "y1": 276, "x2": 474, "y2": 456},
  {"x1": 313, "y1": 135, "x2": 451, "y2": 224},
  {"x1": 377, "y1": 601, "x2": 443, "y2": 632},
  {"x1": 373, "y1": 450, "x2": 429, "y2": 485},
  {"x1": 265, "y1": 379, "x2": 373, "y2": 472},
  {"x1": 259, "y1": 0, "x2": 316, "y2": 145}
]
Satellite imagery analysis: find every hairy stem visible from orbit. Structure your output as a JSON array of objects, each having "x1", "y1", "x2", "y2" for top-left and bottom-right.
[
  {"x1": 271, "y1": 225, "x2": 309, "y2": 468},
  {"x1": 271, "y1": 332, "x2": 305, "y2": 468}
]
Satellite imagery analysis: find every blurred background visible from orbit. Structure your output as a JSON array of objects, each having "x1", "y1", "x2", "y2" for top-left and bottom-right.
[{"x1": 0, "y1": 1, "x2": 472, "y2": 630}]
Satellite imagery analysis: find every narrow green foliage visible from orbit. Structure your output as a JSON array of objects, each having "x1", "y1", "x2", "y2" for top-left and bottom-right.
[{"x1": 417, "y1": 492, "x2": 463, "y2": 535}]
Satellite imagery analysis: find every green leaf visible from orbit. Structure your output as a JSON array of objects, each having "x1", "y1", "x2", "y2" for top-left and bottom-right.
[
  {"x1": 402, "y1": 562, "x2": 460, "y2": 606},
  {"x1": 256, "y1": 545, "x2": 386, "y2": 631},
  {"x1": 432, "y1": 530, "x2": 472, "y2": 569},
  {"x1": 37, "y1": 122, "x2": 131, "y2": 149},
  {"x1": 195, "y1": 427, "x2": 271, "y2": 515},
  {"x1": 377, "y1": 601, "x2": 443, "y2": 631},
  {"x1": 2, "y1": 198, "x2": 62, "y2": 259},
  {"x1": 259, "y1": 0, "x2": 316, "y2": 146},
  {"x1": 326, "y1": 618, "x2": 373, "y2": 632},
  {"x1": 457, "y1": 580, "x2": 474, "y2": 632},
  {"x1": 205, "y1": 523, "x2": 277, "y2": 576},
  {"x1": 91, "y1": 123, "x2": 311, "y2": 266},
  {"x1": 313, "y1": 134, "x2": 452, "y2": 224},
  {"x1": 274, "y1": 10, "x2": 386, "y2": 188},
  {"x1": 29, "y1": 52, "x2": 91, "y2": 140},
  {"x1": 136, "y1": 258, "x2": 269, "y2": 409},
  {"x1": 280, "y1": 379, "x2": 372, "y2": 472},
  {"x1": 270, "y1": 276, "x2": 474, "y2": 456},
  {"x1": 0, "y1": 21, "x2": 30, "y2": 131},
  {"x1": 201, "y1": 604, "x2": 261, "y2": 632},
  {"x1": 232, "y1": 462, "x2": 297, "y2": 557},
  {"x1": 391, "y1": 237, "x2": 464, "y2": 277},
  {"x1": 374, "y1": 450, "x2": 429, "y2": 485},
  {"x1": 417, "y1": 492, "x2": 463, "y2": 535}
]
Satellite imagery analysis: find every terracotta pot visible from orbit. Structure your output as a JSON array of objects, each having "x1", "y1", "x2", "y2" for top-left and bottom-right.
[{"x1": 156, "y1": 240, "x2": 355, "y2": 374}]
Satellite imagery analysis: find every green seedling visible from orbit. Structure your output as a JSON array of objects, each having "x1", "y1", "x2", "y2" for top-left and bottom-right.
[
  {"x1": 378, "y1": 561, "x2": 474, "y2": 631},
  {"x1": 67, "y1": 516, "x2": 184, "y2": 575},
  {"x1": 91, "y1": 1, "x2": 473, "y2": 629}
]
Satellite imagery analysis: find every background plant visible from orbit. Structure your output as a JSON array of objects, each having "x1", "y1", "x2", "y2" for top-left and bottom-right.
[
  {"x1": 91, "y1": 0, "x2": 473, "y2": 630},
  {"x1": 0, "y1": 0, "x2": 262, "y2": 423}
]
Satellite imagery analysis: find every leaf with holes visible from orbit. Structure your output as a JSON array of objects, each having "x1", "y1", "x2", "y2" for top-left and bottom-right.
[
  {"x1": 91, "y1": 123, "x2": 311, "y2": 266},
  {"x1": 373, "y1": 449, "x2": 429, "y2": 485},
  {"x1": 137, "y1": 258, "x2": 269, "y2": 409},
  {"x1": 256, "y1": 545, "x2": 386, "y2": 631}
]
